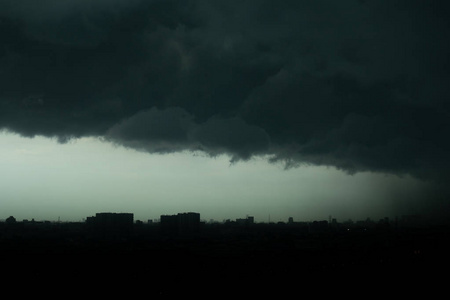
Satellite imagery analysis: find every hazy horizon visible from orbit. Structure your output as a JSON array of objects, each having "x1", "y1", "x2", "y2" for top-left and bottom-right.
[{"x1": 0, "y1": 131, "x2": 440, "y2": 224}]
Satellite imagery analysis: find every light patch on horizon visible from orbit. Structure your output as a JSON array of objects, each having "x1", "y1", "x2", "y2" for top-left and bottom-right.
[{"x1": 0, "y1": 131, "x2": 432, "y2": 223}]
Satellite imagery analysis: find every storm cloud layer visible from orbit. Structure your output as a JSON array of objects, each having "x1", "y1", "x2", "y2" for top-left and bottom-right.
[{"x1": 1, "y1": 0, "x2": 450, "y2": 181}]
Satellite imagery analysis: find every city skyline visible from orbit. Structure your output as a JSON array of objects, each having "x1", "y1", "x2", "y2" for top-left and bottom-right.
[
  {"x1": 0, "y1": 196, "x2": 429, "y2": 226},
  {"x1": 0, "y1": 208, "x2": 424, "y2": 226}
]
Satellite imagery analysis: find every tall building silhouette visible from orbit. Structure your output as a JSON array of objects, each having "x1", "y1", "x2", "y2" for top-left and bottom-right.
[
  {"x1": 160, "y1": 212, "x2": 200, "y2": 236},
  {"x1": 86, "y1": 212, "x2": 134, "y2": 237}
]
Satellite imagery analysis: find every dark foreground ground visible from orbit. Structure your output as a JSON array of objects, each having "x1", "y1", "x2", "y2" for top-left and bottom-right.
[{"x1": 1, "y1": 222, "x2": 449, "y2": 296}]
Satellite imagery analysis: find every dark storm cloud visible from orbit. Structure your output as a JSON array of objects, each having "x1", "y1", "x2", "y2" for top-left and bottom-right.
[
  {"x1": 106, "y1": 107, "x2": 270, "y2": 162},
  {"x1": 1, "y1": 0, "x2": 450, "y2": 181}
]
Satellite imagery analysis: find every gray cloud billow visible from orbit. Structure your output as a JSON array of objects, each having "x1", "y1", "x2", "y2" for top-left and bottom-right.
[
  {"x1": 1, "y1": 0, "x2": 450, "y2": 181},
  {"x1": 106, "y1": 107, "x2": 270, "y2": 162}
]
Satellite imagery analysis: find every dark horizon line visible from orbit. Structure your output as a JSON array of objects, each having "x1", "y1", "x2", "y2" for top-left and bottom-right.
[{"x1": 0, "y1": 211, "x2": 431, "y2": 226}]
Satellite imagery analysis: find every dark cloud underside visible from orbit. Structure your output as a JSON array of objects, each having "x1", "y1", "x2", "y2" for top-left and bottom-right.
[{"x1": 1, "y1": 0, "x2": 449, "y2": 182}]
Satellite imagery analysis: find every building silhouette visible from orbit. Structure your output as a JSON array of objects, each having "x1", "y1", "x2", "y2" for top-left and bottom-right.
[
  {"x1": 236, "y1": 216, "x2": 254, "y2": 226},
  {"x1": 160, "y1": 212, "x2": 200, "y2": 236},
  {"x1": 86, "y1": 212, "x2": 134, "y2": 238}
]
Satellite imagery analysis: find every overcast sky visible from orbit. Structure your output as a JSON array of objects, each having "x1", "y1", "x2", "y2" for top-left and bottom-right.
[{"x1": 1, "y1": 0, "x2": 449, "y2": 222}]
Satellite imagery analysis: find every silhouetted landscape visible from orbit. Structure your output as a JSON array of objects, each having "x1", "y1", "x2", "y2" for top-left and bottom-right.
[
  {"x1": 2, "y1": 1, "x2": 450, "y2": 296},
  {"x1": 2, "y1": 212, "x2": 449, "y2": 295}
]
